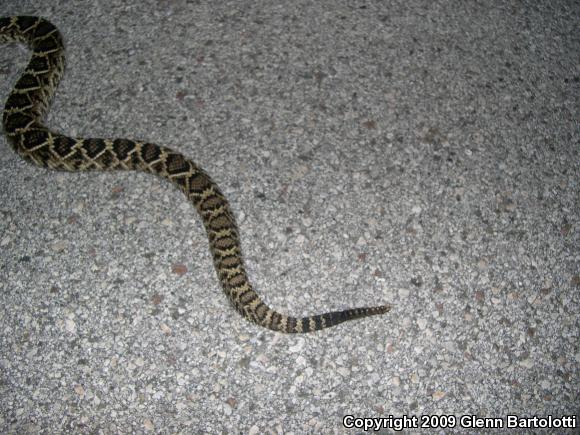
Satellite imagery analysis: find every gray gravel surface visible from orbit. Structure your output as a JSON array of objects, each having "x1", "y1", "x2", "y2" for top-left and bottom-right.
[{"x1": 1, "y1": 0, "x2": 578, "y2": 433}]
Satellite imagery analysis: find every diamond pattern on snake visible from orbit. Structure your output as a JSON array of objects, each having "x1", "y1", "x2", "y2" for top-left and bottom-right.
[{"x1": 1, "y1": 16, "x2": 391, "y2": 333}]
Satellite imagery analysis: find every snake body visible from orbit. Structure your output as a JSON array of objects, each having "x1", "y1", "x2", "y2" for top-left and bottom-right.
[{"x1": 1, "y1": 16, "x2": 390, "y2": 333}]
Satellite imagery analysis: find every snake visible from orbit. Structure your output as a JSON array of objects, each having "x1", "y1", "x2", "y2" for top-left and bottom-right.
[{"x1": 0, "y1": 16, "x2": 390, "y2": 333}]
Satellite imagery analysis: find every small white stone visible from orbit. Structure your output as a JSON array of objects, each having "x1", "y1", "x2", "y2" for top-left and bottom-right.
[
  {"x1": 289, "y1": 338, "x2": 305, "y2": 353},
  {"x1": 160, "y1": 323, "x2": 172, "y2": 334},
  {"x1": 74, "y1": 384, "x2": 85, "y2": 397},
  {"x1": 527, "y1": 293, "x2": 539, "y2": 304},
  {"x1": 72, "y1": 202, "x2": 85, "y2": 213},
  {"x1": 52, "y1": 240, "x2": 67, "y2": 252},
  {"x1": 176, "y1": 373, "x2": 186, "y2": 386},
  {"x1": 143, "y1": 418, "x2": 154, "y2": 431},
  {"x1": 65, "y1": 319, "x2": 76, "y2": 334},
  {"x1": 398, "y1": 288, "x2": 410, "y2": 298},
  {"x1": 417, "y1": 318, "x2": 427, "y2": 330},
  {"x1": 432, "y1": 390, "x2": 446, "y2": 400}
]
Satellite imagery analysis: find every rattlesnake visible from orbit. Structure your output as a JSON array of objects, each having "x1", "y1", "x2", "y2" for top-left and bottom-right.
[{"x1": 0, "y1": 16, "x2": 390, "y2": 333}]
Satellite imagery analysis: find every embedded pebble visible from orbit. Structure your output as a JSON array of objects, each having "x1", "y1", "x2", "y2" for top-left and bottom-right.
[
  {"x1": 289, "y1": 338, "x2": 305, "y2": 353},
  {"x1": 143, "y1": 419, "x2": 154, "y2": 431},
  {"x1": 65, "y1": 319, "x2": 76, "y2": 334}
]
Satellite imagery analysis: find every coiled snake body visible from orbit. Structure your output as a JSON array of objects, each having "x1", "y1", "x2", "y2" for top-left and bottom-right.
[{"x1": 1, "y1": 16, "x2": 390, "y2": 333}]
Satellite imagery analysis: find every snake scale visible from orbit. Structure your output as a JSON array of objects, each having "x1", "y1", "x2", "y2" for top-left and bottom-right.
[{"x1": 1, "y1": 16, "x2": 390, "y2": 333}]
